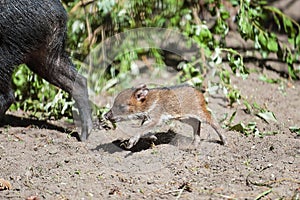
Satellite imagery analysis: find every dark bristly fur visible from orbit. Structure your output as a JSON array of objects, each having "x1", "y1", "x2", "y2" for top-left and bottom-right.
[{"x1": 0, "y1": 0, "x2": 92, "y2": 141}]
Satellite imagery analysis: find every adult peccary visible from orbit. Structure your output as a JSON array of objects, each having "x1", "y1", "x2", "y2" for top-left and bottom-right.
[{"x1": 0, "y1": 0, "x2": 92, "y2": 141}]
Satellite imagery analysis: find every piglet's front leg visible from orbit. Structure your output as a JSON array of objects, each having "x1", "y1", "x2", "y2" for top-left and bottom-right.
[
  {"x1": 122, "y1": 116, "x2": 159, "y2": 149},
  {"x1": 122, "y1": 135, "x2": 141, "y2": 149},
  {"x1": 122, "y1": 132, "x2": 158, "y2": 149}
]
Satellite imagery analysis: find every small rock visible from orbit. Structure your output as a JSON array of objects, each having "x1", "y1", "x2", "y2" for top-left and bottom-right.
[{"x1": 25, "y1": 196, "x2": 40, "y2": 200}]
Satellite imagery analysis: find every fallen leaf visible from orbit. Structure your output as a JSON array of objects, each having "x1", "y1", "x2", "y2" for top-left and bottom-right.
[{"x1": 0, "y1": 179, "x2": 11, "y2": 191}]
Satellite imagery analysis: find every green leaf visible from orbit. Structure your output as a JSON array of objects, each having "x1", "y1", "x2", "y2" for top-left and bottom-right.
[
  {"x1": 220, "y1": 9, "x2": 230, "y2": 20},
  {"x1": 229, "y1": 110, "x2": 237, "y2": 125},
  {"x1": 230, "y1": 122, "x2": 258, "y2": 136},
  {"x1": 267, "y1": 37, "x2": 278, "y2": 52},
  {"x1": 227, "y1": 88, "x2": 241, "y2": 106},
  {"x1": 259, "y1": 74, "x2": 280, "y2": 84},
  {"x1": 286, "y1": 50, "x2": 294, "y2": 65},
  {"x1": 283, "y1": 18, "x2": 293, "y2": 33},
  {"x1": 258, "y1": 32, "x2": 267, "y2": 47},
  {"x1": 296, "y1": 34, "x2": 300, "y2": 47},
  {"x1": 229, "y1": 123, "x2": 245, "y2": 133},
  {"x1": 289, "y1": 126, "x2": 300, "y2": 135},
  {"x1": 257, "y1": 111, "x2": 277, "y2": 123},
  {"x1": 243, "y1": 100, "x2": 252, "y2": 114},
  {"x1": 220, "y1": 70, "x2": 231, "y2": 85},
  {"x1": 272, "y1": 13, "x2": 281, "y2": 30},
  {"x1": 288, "y1": 64, "x2": 298, "y2": 79},
  {"x1": 260, "y1": 131, "x2": 278, "y2": 137}
]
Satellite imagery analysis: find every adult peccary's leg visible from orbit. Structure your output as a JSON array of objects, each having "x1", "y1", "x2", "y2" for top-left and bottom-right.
[
  {"x1": 0, "y1": 0, "x2": 92, "y2": 140},
  {"x1": 0, "y1": 74, "x2": 15, "y2": 118},
  {"x1": 71, "y1": 72, "x2": 93, "y2": 141},
  {"x1": 0, "y1": 58, "x2": 16, "y2": 118},
  {"x1": 26, "y1": 50, "x2": 92, "y2": 140},
  {"x1": 24, "y1": 20, "x2": 92, "y2": 141},
  {"x1": 0, "y1": 90, "x2": 15, "y2": 117}
]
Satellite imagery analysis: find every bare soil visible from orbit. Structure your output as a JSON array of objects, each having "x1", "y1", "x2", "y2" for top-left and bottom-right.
[
  {"x1": 1, "y1": 1, "x2": 300, "y2": 199},
  {"x1": 1, "y1": 59, "x2": 300, "y2": 200}
]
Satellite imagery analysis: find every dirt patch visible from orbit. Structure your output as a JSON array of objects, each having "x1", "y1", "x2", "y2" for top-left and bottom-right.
[
  {"x1": 1, "y1": 1, "x2": 300, "y2": 197},
  {"x1": 0, "y1": 64, "x2": 299, "y2": 199}
]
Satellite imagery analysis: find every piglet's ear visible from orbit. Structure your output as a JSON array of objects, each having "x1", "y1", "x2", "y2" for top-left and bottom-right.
[{"x1": 134, "y1": 84, "x2": 149, "y2": 102}]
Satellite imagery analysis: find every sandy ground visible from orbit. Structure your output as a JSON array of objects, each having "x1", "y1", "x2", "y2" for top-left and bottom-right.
[
  {"x1": 0, "y1": 60, "x2": 299, "y2": 199},
  {"x1": 1, "y1": 1, "x2": 300, "y2": 199}
]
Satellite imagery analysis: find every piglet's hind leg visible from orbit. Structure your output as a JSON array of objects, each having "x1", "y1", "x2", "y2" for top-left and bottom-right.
[{"x1": 180, "y1": 118, "x2": 201, "y2": 147}]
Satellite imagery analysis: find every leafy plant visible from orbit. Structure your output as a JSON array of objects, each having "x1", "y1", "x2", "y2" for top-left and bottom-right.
[
  {"x1": 289, "y1": 126, "x2": 300, "y2": 136},
  {"x1": 229, "y1": 121, "x2": 259, "y2": 136},
  {"x1": 11, "y1": 65, "x2": 73, "y2": 120},
  {"x1": 229, "y1": 120, "x2": 278, "y2": 137},
  {"x1": 10, "y1": 0, "x2": 300, "y2": 124},
  {"x1": 224, "y1": 101, "x2": 278, "y2": 137},
  {"x1": 236, "y1": 0, "x2": 300, "y2": 79}
]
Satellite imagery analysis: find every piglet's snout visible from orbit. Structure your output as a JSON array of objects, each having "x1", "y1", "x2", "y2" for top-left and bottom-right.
[{"x1": 104, "y1": 110, "x2": 113, "y2": 121}]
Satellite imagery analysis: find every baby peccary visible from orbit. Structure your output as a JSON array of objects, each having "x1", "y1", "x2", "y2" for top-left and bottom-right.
[
  {"x1": 0, "y1": 0, "x2": 92, "y2": 141},
  {"x1": 104, "y1": 84, "x2": 226, "y2": 149}
]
